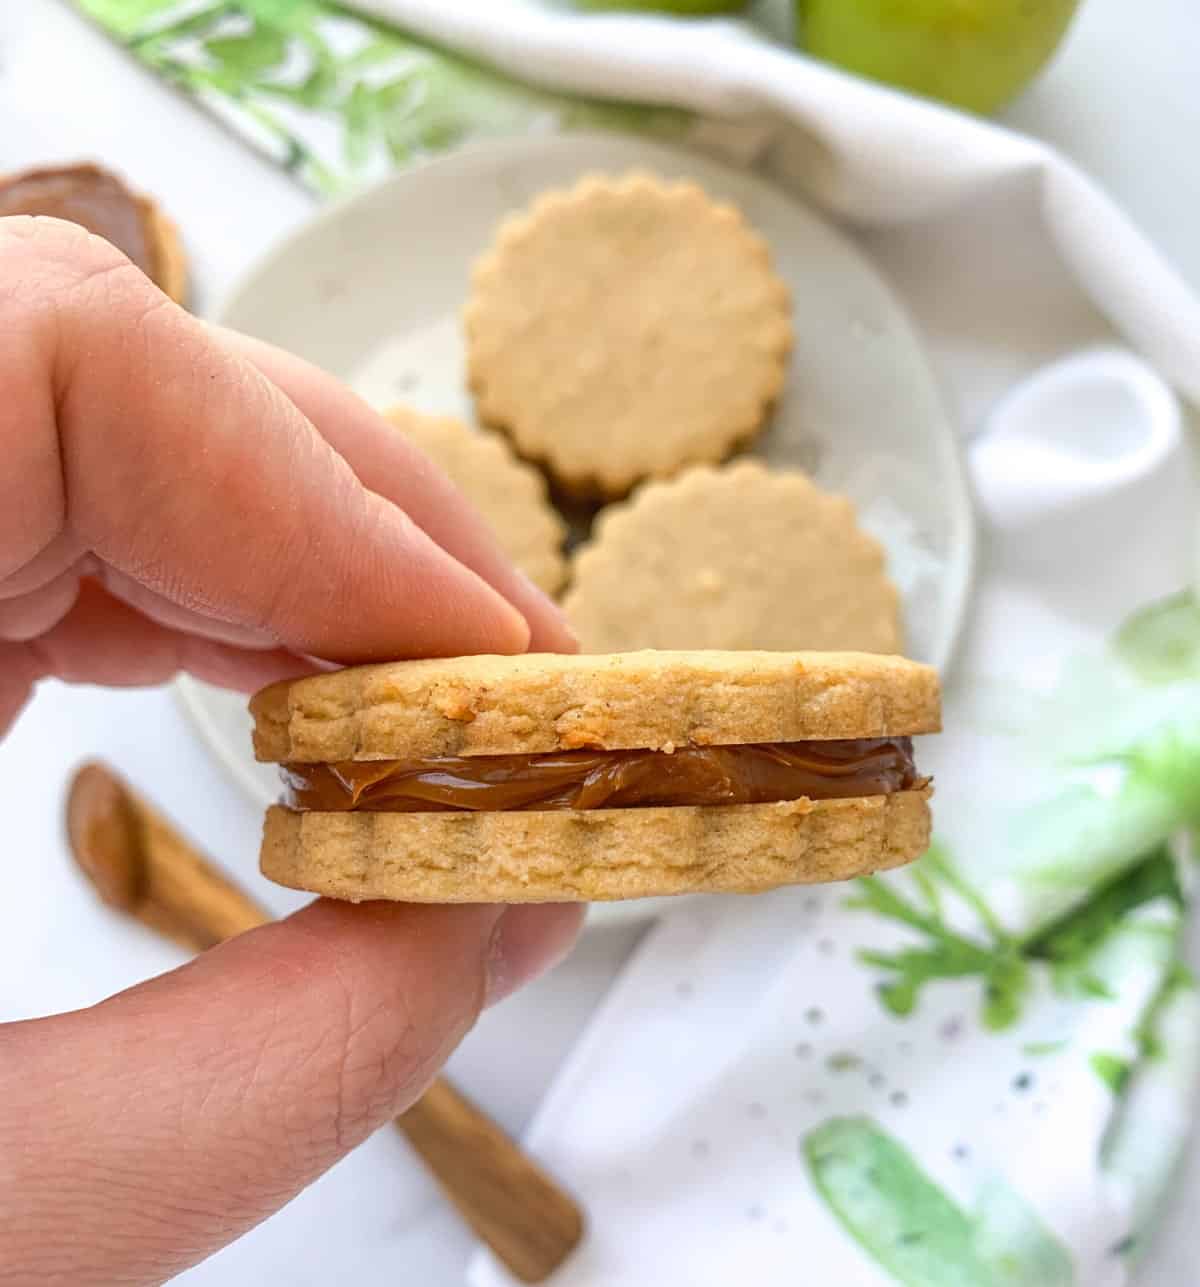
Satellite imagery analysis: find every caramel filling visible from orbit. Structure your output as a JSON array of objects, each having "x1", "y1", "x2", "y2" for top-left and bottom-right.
[
  {"x1": 281, "y1": 738, "x2": 924, "y2": 814},
  {"x1": 0, "y1": 164, "x2": 156, "y2": 276}
]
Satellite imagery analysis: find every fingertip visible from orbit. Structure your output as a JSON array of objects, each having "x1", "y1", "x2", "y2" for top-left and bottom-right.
[
  {"x1": 485, "y1": 903, "x2": 586, "y2": 1008},
  {"x1": 220, "y1": 330, "x2": 577, "y2": 658},
  {"x1": 496, "y1": 593, "x2": 534, "y2": 656},
  {"x1": 509, "y1": 572, "x2": 579, "y2": 655}
]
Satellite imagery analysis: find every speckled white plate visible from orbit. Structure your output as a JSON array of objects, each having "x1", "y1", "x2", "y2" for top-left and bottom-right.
[{"x1": 176, "y1": 131, "x2": 974, "y2": 927}]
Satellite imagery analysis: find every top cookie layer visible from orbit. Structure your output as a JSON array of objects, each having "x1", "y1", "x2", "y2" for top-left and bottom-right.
[
  {"x1": 385, "y1": 406, "x2": 567, "y2": 594},
  {"x1": 464, "y1": 172, "x2": 793, "y2": 497},
  {"x1": 251, "y1": 651, "x2": 940, "y2": 763}
]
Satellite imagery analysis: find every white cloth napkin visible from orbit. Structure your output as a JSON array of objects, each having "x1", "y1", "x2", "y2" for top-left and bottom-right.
[
  {"x1": 321, "y1": 5, "x2": 1200, "y2": 1283},
  {"x1": 466, "y1": 344, "x2": 1199, "y2": 1285}
]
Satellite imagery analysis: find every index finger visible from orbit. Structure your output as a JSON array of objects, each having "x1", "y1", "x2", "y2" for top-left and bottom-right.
[
  {"x1": 221, "y1": 330, "x2": 577, "y2": 655},
  {"x1": 0, "y1": 217, "x2": 535, "y2": 665}
]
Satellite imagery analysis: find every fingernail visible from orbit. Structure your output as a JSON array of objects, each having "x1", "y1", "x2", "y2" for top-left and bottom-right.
[
  {"x1": 485, "y1": 904, "x2": 586, "y2": 1008},
  {"x1": 498, "y1": 595, "x2": 534, "y2": 653}
]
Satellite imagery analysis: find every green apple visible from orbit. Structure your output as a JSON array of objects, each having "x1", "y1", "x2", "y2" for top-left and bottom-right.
[
  {"x1": 796, "y1": 0, "x2": 1082, "y2": 114},
  {"x1": 577, "y1": 0, "x2": 750, "y2": 13}
]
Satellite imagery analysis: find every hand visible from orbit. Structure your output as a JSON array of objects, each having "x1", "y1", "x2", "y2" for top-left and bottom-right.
[{"x1": 0, "y1": 216, "x2": 584, "y2": 1286}]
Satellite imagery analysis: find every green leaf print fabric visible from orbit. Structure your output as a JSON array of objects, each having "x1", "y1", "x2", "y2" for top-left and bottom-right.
[
  {"x1": 75, "y1": 0, "x2": 693, "y2": 196},
  {"x1": 805, "y1": 1118, "x2": 1075, "y2": 1286}
]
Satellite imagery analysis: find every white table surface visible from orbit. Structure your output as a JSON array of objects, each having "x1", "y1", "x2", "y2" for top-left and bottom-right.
[{"x1": 2, "y1": 2, "x2": 1198, "y2": 1283}]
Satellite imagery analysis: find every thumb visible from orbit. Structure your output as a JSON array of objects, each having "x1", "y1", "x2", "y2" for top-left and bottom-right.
[{"x1": 0, "y1": 898, "x2": 581, "y2": 1286}]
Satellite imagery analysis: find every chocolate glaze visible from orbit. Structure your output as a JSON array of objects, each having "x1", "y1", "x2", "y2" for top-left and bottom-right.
[
  {"x1": 282, "y1": 738, "x2": 923, "y2": 814},
  {"x1": 0, "y1": 164, "x2": 155, "y2": 275}
]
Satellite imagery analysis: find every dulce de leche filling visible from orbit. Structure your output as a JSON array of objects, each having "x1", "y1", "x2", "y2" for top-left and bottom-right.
[{"x1": 281, "y1": 737, "x2": 924, "y2": 814}]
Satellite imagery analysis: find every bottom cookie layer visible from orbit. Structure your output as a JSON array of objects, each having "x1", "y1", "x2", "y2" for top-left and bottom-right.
[{"x1": 259, "y1": 791, "x2": 931, "y2": 903}]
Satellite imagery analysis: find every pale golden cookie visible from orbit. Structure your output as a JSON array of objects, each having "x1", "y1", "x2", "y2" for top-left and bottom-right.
[
  {"x1": 564, "y1": 461, "x2": 902, "y2": 654},
  {"x1": 385, "y1": 406, "x2": 566, "y2": 594},
  {"x1": 464, "y1": 172, "x2": 793, "y2": 498},
  {"x1": 260, "y1": 790, "x2": 931, "y2": 903},
  {"x1": 251, "y1": 650, "x2": 939, "y2": 763},
  {"x1": 252, "y1": 649, "x2": 937, "y2": 903}
]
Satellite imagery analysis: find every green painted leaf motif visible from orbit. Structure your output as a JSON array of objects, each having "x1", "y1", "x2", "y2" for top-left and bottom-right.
[
  {"x1": 877, "y1": 977, "x2": 919, "y2": 1017},
  {"x1": 1024, "y1": 845, "x2": 1180, "y2": 965},
  {"x1": 855, "y1": 836, "x2": 1185, "y2": 1029},
  {"x1": 1127, "y1": 728, "x2": 1200, "y2": 826},
  {"x1": 1115, "y1": 591, "x2": 1200, "y2": 684},
  {"x1": 912, "y1": 863, "x2": 945, "y2": 917},
  {"x1": 1091, "y1": 1051, "x2": 1132, "y2": 1095},
  {"x1": 1136, "y1": 960, "x2": 1196, "y2": 1061},
  {"x1": 805, "y1": 1117, "x2": 996, "y2": 1286},
  {"x1": 982, "y1": 956, "x2": 1030, "y2": 1031},
  {"x1": 852, "y1": 856, "x2": 1030, "y2": 1029},
  {"x1": 245, "y1": 24, "x2": 339, "y2": 110},
  {"x1": 922, "y1": 842, "x2": 1007, "y2": 940},
  {"x1": 971, "y1": 1178, "x2": 1075, "y2": 1286},
  {"x1": 1021, "y1": 1040, "x2": 1068, "y2": 1057},
  {"x1": 238, "y1": 0, "x2": 323, "y2": 31},
  {"x1": 1048, "y1": 966, "x2": 1115, "y2": 1001},
  {"x1": 75, "y1": 0, "x2": 191, "y2": 38},
  {"x1": 806, "y1": 1119, "x2": 1075, "y2": 1286},
  {"x1": 343, "y1": 81, "x2": 376, "y2": 169},
  {"x1": 859, "y1": 942, "x2": 997, "y2": 982},
  {"x1": 204, "y1": 25, "x2": 288, "y2": 78}
]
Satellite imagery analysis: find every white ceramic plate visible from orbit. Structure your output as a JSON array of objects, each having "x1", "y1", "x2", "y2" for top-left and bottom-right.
[{"x1": 177, "y1": 131, "x2": 974, "y2": 927}]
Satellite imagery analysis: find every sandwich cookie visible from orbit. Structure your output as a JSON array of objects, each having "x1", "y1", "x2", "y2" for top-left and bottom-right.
[{"x1": 251, "y1": 651, "x2": 939, "y2": 903}]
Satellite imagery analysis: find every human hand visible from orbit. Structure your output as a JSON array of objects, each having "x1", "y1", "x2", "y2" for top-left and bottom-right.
[{"x1": 0, "y1": 216, "x2": 583, "y2": 1285}]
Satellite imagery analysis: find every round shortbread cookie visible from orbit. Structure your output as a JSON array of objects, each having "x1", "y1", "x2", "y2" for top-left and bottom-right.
[
  {"x1": 563, "y1": 461, "x2": 902, "y2": 654},
  {"x1": 250, "y1": 650, "x2": 939, "y2": 763},
  {"x1": 260, "y1": 789, "x2": 931, "y2": 903},
  {"x1": 464, "y1": 171, "x2": 793, "y2": 498},
  {"x1": 385, "y1": 406, "x2": 567, "y2": 594}
]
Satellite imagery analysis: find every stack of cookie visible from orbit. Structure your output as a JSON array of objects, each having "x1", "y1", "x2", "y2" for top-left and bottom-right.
[
  {"x1": 253, "y1": 650, "x2": 937, "y2": 902},
  {"x1": 386, "y1": 169, "x2": 902, "y2": 657}
]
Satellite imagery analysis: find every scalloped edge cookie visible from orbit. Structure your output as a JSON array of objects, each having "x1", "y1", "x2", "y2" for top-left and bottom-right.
[
  {"x1": 564, "y1": 460, "x2": 902, "y2": 654},
  {"x1": 250, "y1": 649, "x2": 939, "y2": 763},
  {"x1": 464, "y1": 171, "x2": 793, "y2": 497},
  {"x1": 385, "y1": 406, "x2": 567, "y2": 594},
  {"x1": 260, "y1": 789, "x2": 931, "y2": 903}
]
